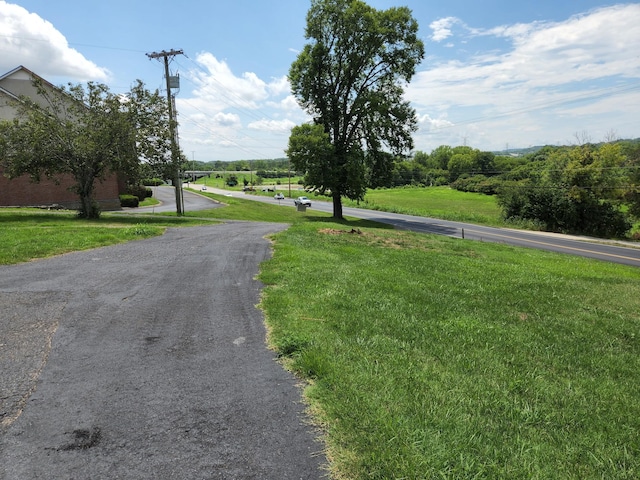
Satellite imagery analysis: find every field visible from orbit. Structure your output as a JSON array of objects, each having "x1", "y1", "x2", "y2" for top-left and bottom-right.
[
  {"x1": 191, "y1": 171, "x2": 303, "y2": 191},
  {"x1": 259, "y1": 218, "x2": 640, "y2": 479},
  {"x1": 349, "y1": 186, "x2": 504, "y2": 225},
  {"x1": 213, "y1": 184, "x2": 506, "y2": 226},
  {"x1": 2, "y1": 193, "x2": 640, "y2": 478}
]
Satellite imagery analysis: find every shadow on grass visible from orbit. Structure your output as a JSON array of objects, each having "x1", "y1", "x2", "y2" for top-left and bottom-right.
[
  {"x1": 299, "y1": 215, "x2": 395, "y2": 231},
  {"x1": 0, "y1": 210, "x2": 210, "y2": 227}
]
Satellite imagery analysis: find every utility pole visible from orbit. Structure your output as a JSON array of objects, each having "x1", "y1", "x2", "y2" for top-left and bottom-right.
[{"x1": 146, "y1": 49, "x2": 184, "y2": 215}]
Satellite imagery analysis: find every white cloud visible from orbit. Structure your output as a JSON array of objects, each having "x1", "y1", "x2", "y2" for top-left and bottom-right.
[
  {"x1": 409, "y1": 4, "x2": 640, "y2": 151},
  {"x1": 281, "y1": 94, "x2": 303, "y2": 111},
  {"x1": 0, "y1": 1, "x2": 109, "y2": 81},
  {"x1": 189, "y1": 52, "x2": 268, "y2": 110},
  {"x1": 248, "y1": 118, "x2": 296, "y2": 132},
  {"x1": 213, "y1": 112, "x2": 241, "y2": 127},
  {"x1": 267, "y1": 75, "x2": 291, "y2": 96},
  {"x1": 429, "y1": 17, "x2": 459, "y2": 42},
  {"x1": 417, "y1": 114, "x2": 454, "y2": 130},
  {"x1": 174, "y1": 52, "x2": 306, "y2": 160}
]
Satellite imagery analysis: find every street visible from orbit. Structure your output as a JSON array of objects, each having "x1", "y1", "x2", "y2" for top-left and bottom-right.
[
  {"x1": 0, "y1": 222, "x2": 326, "y2": 479},
  {"x1": 191, "y1": 186, "x2": 640, "y2": 268}
]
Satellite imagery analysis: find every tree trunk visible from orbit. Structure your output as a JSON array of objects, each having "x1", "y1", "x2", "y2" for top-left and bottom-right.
[
  {"x1": 79, "y1": 190, "x2": 99, "y2": 219},
  {"x1": 332, "y1": 192, "x2": 343, "y2": 220},
  {"x1": 77, "y1": 170, "x2": 99, "y2": 219}
]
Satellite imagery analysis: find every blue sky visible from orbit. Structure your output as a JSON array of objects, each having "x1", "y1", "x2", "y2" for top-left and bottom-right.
[{"x1": 1, "y1": 1, "x2": 639, "y2": 162}]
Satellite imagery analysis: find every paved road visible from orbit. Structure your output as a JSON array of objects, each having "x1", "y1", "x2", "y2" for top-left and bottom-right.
[
  {"x1": 137, "y1": 185, "x2": 222, "y2": 213},
  {"x1": 0, "y1": 222, "x2": 326, "y2": 479},
  {"x1": 192, "y1": 186, "x2": 640, "y2": 268}
]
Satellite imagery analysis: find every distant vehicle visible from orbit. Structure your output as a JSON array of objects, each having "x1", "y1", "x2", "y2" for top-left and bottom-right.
[
  {"x1": 274, "y1": 193, "x2": 284, "y2": 200},
  {"x1": 294, "y1": 196, "x2": 311, "y2": 207},
  {"x1": 201, "y1": 185, "x2": 207, "y2": 191}
]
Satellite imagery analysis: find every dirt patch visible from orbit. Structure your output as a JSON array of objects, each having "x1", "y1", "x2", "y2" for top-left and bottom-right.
[{"x1": 319, "y1": 228, "x2": 363, "y2": 235}]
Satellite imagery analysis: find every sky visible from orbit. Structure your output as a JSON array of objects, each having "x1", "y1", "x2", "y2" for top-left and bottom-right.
[{"x1": 1, "y1": 0, "x2": 639, "y2": 162}]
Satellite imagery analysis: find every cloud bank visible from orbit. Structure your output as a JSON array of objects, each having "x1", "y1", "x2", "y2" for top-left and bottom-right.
[
  {"x1": 411, "y1": 4, "x2": 640, "y2": 150},
  {"x1": 0, "y1": 1, "x2": 109, "y2": 81}
]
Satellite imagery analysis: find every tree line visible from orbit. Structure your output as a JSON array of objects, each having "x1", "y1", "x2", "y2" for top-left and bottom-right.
[{"x1": 388, "y1": 140, "x2": 639, "y2": 238}]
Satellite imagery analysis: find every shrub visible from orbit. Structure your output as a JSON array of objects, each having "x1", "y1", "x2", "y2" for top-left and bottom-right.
[
  {"x1": 127, "y1": 184, "x2": 152, "y2": 201},
  {"x1": 452, "y1": 175, "x2": 504, "y2": 195},
  {"x1": 142, "y1": 178, "x2": 164, "y2": 186},
  {"x1": 497, "y1": 185, "x2": 631, "y2": 237},
  {"x1": 119, "y1": 194, "x2": 139, "y2": 208}
]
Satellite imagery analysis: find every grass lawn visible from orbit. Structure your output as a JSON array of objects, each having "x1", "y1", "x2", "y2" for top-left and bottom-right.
[
  {"x1": 259, "y1": 220, "x2": 640, "y2": 479},
  {"x1": 3, "y1": 195, "x2": 640, "y2": 478},
  {"x1": 343, "y1": 186, "x2": 504, "y2": 226},
  {"x1": 0, "y1": 209, "x2": 216, "y2": 265}
]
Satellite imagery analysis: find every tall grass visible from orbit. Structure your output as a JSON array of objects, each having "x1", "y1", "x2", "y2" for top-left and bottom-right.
[{"x1": 260, "y1": 221, "x2": 640, "y2": 479}]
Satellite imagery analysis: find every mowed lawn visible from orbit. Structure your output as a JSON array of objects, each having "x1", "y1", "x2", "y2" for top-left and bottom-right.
[
  {"x1": 259, "y1": 219, "x2": 640, "y2": 479},
  {"x1": 3, "y1": 195, "x2": 640, "y2": 479},
  {"x1": 0, "y1": 210, "x2": 214, "y2": 264},
  {"x1": 344, "y1": 186, "x2": 504, "y2": 226}
]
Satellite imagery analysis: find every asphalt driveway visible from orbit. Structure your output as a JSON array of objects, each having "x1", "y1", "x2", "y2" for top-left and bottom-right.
[{"x1": 0, "y1": 222, "x2": 326, "y2": 479}]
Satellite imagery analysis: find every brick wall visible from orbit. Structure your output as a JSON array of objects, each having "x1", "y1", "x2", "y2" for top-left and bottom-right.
[{"x1": 0, "y1": 168, "x2": 124, "y2": 210}]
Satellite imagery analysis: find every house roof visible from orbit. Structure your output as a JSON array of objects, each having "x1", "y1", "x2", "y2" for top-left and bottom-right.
[
  {"x1": 0, "y1": 66, "x2": 82, "y2": 121},
  {"x1": 0, "y1": 65, "x2": 59, "y2": 92}
]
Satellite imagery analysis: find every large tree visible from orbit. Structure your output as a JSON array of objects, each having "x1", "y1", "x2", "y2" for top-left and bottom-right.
[
  {"x1": 0, "y1": 79, "x2": 172, "y2": 218},
  {"x1": 287, "y1": 0, "x2": 424, "y2": 219}
]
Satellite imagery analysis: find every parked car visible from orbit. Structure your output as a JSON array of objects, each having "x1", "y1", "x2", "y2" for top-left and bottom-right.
[
  {"x1": 294, "y1": 196, "x2": 311, "y2": 207},
  {"x1": 274, "y1": 193, "x2": 284, "y2": 200}
]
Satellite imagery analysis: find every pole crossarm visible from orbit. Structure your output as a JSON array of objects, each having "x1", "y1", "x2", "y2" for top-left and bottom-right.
[{"x1": 145, "y1": 49, "x2": 184, "y2": 60}]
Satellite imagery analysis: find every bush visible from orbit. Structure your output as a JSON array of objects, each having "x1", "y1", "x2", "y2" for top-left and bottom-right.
[
  {"x1": 142, "y1": 178, "x2": 164, "y2": 186},
  {"x1": 127, "y1": 184, "x2": 152, "y2": 201},
  {"x1": 452, "y1": 175, "x2": 504, "y2": 195},
  {"x1": 119, "y1": 194, "x2": 139, "y2": 208},
  {"x1": 497, "y1": 185, "x2": 631, "y2": 237}
]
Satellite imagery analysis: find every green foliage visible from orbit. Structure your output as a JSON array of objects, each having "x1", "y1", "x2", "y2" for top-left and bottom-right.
[
  {"x1": 127, "y1": 184, "x2": 152, "y2": 201},
  {"x1": 620, "y1": 140, "x2": 640, "y2": 216},
  {"x1": 286, "y1": 123, "x2": 335, "y2": 195},
  {"x1": 498, "y1": 185, "x2": 631, "y2": 237},
  {"x1": 119, "y1": 194, "x2": 139, "y2": 208},
  {"x1": 255, "y1": 169, "x2": 290, "y2": 179},
  {"x1": 142, "y1": 178, "x2": 165, "y2": 186},
  {"x1": 261, "y1": 221, "x2": 640, "y2": 479},
  {"x1": 288, "y1": 0, "x2": 425, "y2": 218},
  {"x1": 451, "y1": 174, "x2": 504, "y2": 195},
  {"x1": 497, "y1": 143, "x2": 633, "y2": 237},
  {"x1": 1, "y1": 79, "x2": 173, "y2": 219}
]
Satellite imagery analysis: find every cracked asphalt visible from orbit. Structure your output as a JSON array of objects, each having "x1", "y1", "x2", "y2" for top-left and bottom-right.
[{"x1": 0, "y1": 222, "x2": 327, "y2": 479}]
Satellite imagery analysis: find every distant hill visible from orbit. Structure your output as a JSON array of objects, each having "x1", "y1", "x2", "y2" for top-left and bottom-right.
[
  {"x1": 493, "y1": 138, "x2": 640, "y2": 157},
  {"x1": 493, "y1": 146, "x2": 544, "y2": 157}
]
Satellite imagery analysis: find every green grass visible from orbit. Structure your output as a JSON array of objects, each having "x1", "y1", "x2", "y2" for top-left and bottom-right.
[
  {"x1": 191, "y1": 174, "x2": 303, "y2": 191},
  {"x1": 0, "y1": 209, "x2": 217, "y2": 264},
  {"x1": 4, "y1": 194, "x2": 640, "y2": 478},
  {"x1": 344, "y1": 186, "x2": 504, "y2": 226},
  {"x1": 259, "y1": 221, "x2": 640, "y2": 479}
]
